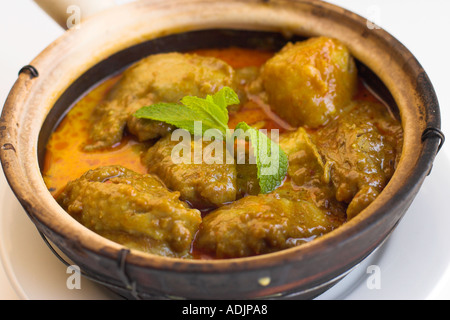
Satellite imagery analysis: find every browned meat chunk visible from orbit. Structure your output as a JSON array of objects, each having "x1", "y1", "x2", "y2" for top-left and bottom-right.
[
  {"x1": 195, "y1": 194, "x2": 339, "y2": 258},
  {"x1": 85, "y1": 53, "x2": 235, "y2": 150},
  {"x1": 57, "y1": 165, "x2": 201, "y2": 258},
  {"x1": 312, "y1": 101, "x2": 403, "y2": 218},
  {"x1": 143, "y1": 135, "x2": 237, "y2": 209}
]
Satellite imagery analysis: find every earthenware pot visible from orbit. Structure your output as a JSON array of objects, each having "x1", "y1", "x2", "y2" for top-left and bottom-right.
[{"x1": 0, "y1": 0, "x2": 444, "y2": 299}]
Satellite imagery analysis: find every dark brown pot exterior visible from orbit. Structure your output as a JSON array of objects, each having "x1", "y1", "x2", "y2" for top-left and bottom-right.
[{"x1": 0, "y1": 0, "x2": 443, "y2": 299}]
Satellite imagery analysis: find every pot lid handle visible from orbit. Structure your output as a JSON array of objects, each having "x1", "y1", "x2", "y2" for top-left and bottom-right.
[{"x1": 33, "y1": 0, "x2": 117, "y2": 30}]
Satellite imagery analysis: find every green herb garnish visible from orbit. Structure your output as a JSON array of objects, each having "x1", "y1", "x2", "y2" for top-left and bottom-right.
[
  {"x1": 134, "y1": 87, "x2": 239, "y2": 137},
  {"x1": 134, "y1": 87, "x2": 288, "y2": 194},
  {"x1": 234, "y1": 122, "x2": 288, "y2": 194}
]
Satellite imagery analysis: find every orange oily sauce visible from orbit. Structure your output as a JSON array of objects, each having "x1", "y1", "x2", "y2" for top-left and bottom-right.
[{"x1": 42, "y1": 75, "x2": 149, "y2": 198}]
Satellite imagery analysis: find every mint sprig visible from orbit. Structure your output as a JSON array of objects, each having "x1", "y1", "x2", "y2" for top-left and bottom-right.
[
  {"x1": 134, "y1": 87, "x2": 288, "y2": 194},
  {"x1": 234, "y1": 122, "x2": 288, "y2": 194},
  {"x1": 134, "y1": 87, "x2": 238, "y2": 137}
]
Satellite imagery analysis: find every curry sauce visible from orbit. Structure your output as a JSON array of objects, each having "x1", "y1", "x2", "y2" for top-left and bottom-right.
[
  {"x1": 43, "y1": 48, "x2": 382, "y2": 197},
  {"x1": 43, "y1": 43, "x2": 403, "y2": 259}
]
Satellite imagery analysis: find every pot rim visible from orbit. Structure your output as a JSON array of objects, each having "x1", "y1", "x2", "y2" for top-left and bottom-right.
[{"x1": 0, "y1": 0, "x2": 442, "y2": 276}]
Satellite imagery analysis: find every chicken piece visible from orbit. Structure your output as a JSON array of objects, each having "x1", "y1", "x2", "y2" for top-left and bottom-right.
[
  {"x1": 195, "y1": 194, "x2": 340, "y2": 258},
  {"x1": 85, "y1": 52, "x2": 235, "y2": 150},
  {"x1": 276, "y1": 127, "x2": 347, "y2": 219},
  {"x1": 57, "y1": 165, "x2": 201, "y2": 258},
  {"x1": 279, "y1": 127, "x2": 327, "y2": 187},
  {"x1": 260, "y1": 37, "x2": 358, "y2": 128},
  {"x1": 144, "y1": 135, "x2": 237, "y2": 209},
  {"x1": 312, "y1": 101, "x2": 403, "y2": 219},
  {"x1": 125, "y1": 95, "x2": 175, "y2": 142},
  {"x1": 236, "y1": 163, "x2": 260, "y2": 197}
]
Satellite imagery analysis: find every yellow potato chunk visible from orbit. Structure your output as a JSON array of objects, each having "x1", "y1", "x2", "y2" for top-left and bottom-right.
[{"x1": 261, "y1": 37, "x2": 358, "y2": 128}]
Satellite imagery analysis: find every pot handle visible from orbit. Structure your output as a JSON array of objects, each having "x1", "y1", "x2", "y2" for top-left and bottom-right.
[{"x1": 33, "y1": 0, "x2": 117, "y2": 29}]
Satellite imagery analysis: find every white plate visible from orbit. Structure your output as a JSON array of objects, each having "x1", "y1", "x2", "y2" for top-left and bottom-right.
[{"x1": 1, "y1": 150, "x2": 450, "y2": 300}]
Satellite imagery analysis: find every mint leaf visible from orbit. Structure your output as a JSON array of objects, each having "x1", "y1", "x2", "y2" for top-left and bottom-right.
[
  {"x1": 133, "y1": 87, "x2": 288, "y2": 194},
  {"x1": 134, "y1": 87, "x2": 238, "y2": 137},
  {"x1": 209, "y1": 86, "x2": 240, "y2": 119},
  {"x1": 179, "y1": 96, "x2": 228, "y2": 135},
  {"x1": 134, "y1": 102, "x2": 222, "y2": 137},
  {"x1": 235, "y1": 122, "x2": 288, "y2": 194}
]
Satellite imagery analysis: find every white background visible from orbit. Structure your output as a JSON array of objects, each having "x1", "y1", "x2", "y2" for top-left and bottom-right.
[{"x1": 1, "y1": 0, "x2": 449, "y2": 300}]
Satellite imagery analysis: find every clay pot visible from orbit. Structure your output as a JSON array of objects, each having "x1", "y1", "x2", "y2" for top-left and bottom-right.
[{"x1": 0, "y1": 0, "x2": 443, "y2": 299}]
